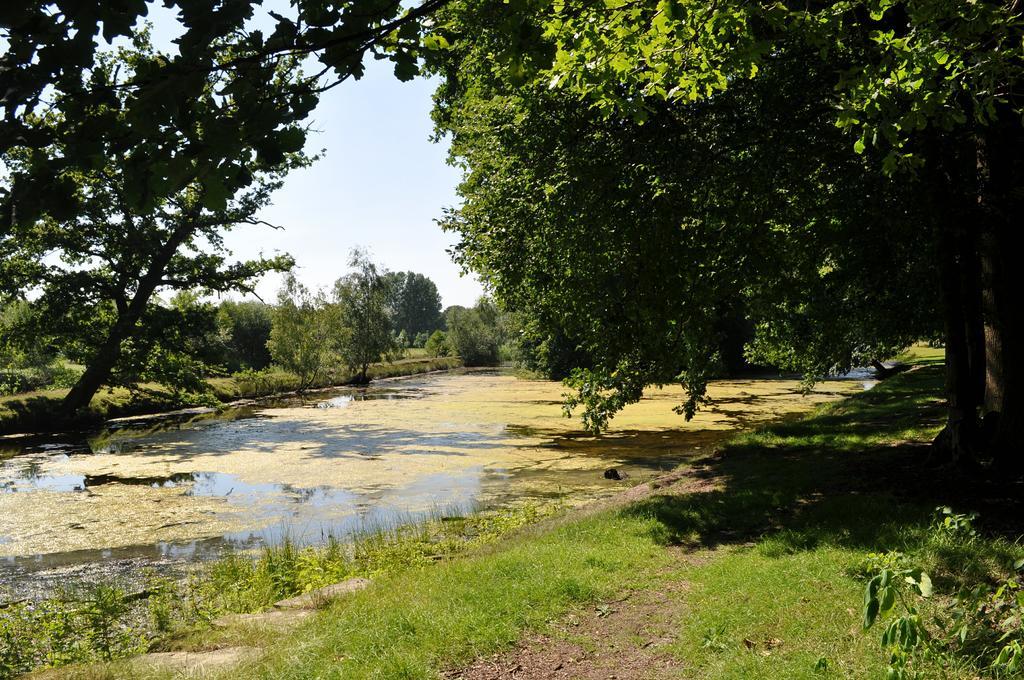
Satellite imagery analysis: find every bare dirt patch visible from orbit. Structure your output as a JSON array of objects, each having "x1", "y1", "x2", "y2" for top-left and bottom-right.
[{"x1": 447, "y1": 580, "x2": 690, "y2": 680}]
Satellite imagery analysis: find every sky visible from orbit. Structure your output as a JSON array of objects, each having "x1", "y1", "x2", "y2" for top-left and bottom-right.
[{"x1": 150, "y1": 6, "x2": 485, "y2": 308}]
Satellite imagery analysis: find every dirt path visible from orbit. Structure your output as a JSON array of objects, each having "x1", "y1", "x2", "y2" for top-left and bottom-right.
[
  {"x1": 446, "y1": 465, "x2": 724, "y2": 680},
  {"x1": 446, "y1": 578, "x2": 691, "y2": 680}
]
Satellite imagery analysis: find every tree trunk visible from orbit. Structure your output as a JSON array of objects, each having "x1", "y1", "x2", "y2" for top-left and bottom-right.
[
  {"x1": 61, "y1": 222, "x2": 194, "y2": 416},
  {"x1": 928, "y1": 134, "x2": 984, "y2": 465},
  {"x1": 931, "y1": 225, "x2": 982, "y2": 464},
  {"x1": 978, "y1": 114, "x2": 1024, "y2": 466}
]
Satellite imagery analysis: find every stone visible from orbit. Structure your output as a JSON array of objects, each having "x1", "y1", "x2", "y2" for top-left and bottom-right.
[
  {"x1": 273, "y1": 577, "x2": 371, "y2": 610},
  {"x1": 135, "y1": 646, "x2": 259, "y2": 676},
  {"x1": 211, "y1": 608, "x2": 312, "y2": 629}
]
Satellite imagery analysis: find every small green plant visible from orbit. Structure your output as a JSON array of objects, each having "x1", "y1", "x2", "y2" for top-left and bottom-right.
[
  {"x1": 861, "y1": 507, "x2": 1024, "y2": 679},
  {"x1": 80, "y1": 584, "x2": 147, "y2": 662},
  {"x1": 701, "y1": 625, "x2": 730, "y2": 653}
]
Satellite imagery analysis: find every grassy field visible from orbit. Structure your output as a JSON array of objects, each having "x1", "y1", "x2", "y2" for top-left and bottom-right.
[
  {"x1": 0, "y1": 353, "x2": 459, "y2": 435},
  {"x1": 42, "y1": 345, "x2": 1024, "y2": 679}
]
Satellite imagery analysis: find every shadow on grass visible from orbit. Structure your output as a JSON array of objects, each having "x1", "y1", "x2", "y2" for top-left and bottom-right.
[{"x1": 621, "y1": 364, "x2": 1024, "y2": 559}]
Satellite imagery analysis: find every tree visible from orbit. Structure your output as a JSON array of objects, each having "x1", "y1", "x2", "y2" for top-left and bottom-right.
[
  {"x1": 444, "y1": 298, "x2": 504, "y2": 367},
  {"x1": 334, "y1": 250, "x2": 399, "y2": 383},
  {"x1": 527, "y1": 0, "x2": 1024, "y2": 460},
  {"x1": 385, "y1": 271, "x2": 444, "y2": 339},
  {"x1": 0, "y1": 1, "x2": 449, "y2": 416},
  {"x1": 430, "y1": 2, "x2": 939, "y2": 431},
  {"x1": 425, "y1": 330, "x2": 452, "y2": 357},
  {"x1": 0, "y1": 34, "x2": 308, "y2": 414},
  {"x1": 0, "y1": 300, "x2": 63, "y2": 395},
  {"x1": 217, "y1": 300, "x2": 274, "y2": 372},
  {"x1": 0, "y1": 1, "x2": 450, "y2": 224},
  {"x1": 268, "y1": 275, "x2": 344, "y2": 390}
]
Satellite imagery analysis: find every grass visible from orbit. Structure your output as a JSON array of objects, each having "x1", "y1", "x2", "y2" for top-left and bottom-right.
[
  {"x1": 0, "y1": 355, "x2": 461, "y2": 435},
  {"x1": 242, "y1": 515, "x2": 672, "y2": 679},
  {"x1": 25, "y1": 348, "x2": 1024, "y2": 679},
  {"x1": 228, "y1": 354, "x2": 1019, "y2": 679}
]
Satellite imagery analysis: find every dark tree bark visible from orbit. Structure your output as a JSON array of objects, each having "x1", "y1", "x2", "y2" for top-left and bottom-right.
[
  {"x1": 978, "y1": 113, "x2": 1024, "y2": 466},
  {"x1": 60, "y1": 223, "x2": 194, "y2": 416},
  {"x1": 932, "y1": 225, "x2": 983, "y2": 464},
  {"x1": 928, "y1": 134, "x2": 985, "y2": 465}
]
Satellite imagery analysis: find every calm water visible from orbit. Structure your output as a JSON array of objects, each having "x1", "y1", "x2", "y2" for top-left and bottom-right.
[{"x1": 0, "y1": 369, "x2": 862, "y2": 598}]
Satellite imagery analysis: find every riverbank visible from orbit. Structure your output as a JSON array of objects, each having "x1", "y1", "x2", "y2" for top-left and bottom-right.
[
  {"x1": 0, "y1": 356, "x2": 461, "y2": 436},
  {"x1": 15, "y1": 348, "x2": 1024, "y2": 679}
]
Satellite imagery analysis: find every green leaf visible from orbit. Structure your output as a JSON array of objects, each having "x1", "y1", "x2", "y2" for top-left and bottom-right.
[
  {"x1": 917, "y1": 572, "x2": 933, "y2": 597},
  {"x1": 880, "y1": 586, "x2": 895, "y2": 614},
  {"x1": 201, "y1": 175, "x2": 230, "y2": 211},
  {"x1": 422, "y1": 34, "x2": 450, "y2": 51},
  {"x1": 393, "y1": 53, "x2": 419, "y2": 82}
]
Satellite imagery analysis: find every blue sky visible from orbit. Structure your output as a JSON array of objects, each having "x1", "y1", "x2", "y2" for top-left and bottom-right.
[{"x1": 150, "y1": 6, "x2": 484, "y2": 308}]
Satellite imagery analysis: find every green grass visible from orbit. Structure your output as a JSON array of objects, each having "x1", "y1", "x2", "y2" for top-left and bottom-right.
[
  {"x1": 232, "y1": 514, "x2": 673, "y2": 679},
  {"x1": 220, "y1": 354, "x2": 1016, "y2": 680},
  {"x1": 671, "y1": 545, "x2": 882, "y2": 678},
  {"x1": 4, "y1": 505, "x2": 557, "y2": 679}
]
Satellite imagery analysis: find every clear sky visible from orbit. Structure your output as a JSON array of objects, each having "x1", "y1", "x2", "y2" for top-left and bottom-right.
[{"x1": 150, "y1": 6, "x2": 484, "y2": 308}]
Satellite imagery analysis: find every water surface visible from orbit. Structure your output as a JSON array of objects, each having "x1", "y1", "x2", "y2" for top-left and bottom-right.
[{"x1": 0, "y1": 370, "x2": 861, "y2": 595}]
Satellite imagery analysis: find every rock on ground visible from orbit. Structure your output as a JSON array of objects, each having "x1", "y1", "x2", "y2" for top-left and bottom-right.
[
  {"x1": 273, "y1": 577, "x2": 371, "y2": 610},
  {"x1": 134, "y1": 646, "x2": 260, "y2": 676},
  {"x1": 211, "y1": 608, "x2": 313, "y2": 629}
]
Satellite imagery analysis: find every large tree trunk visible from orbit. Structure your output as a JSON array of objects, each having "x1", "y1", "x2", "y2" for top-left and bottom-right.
[
  {"x1": 932, "y1": 225, "x2": 983, "y2": 464},
  {"x1": 61, "y1": 223, "x2": 194, "y2": 416},
  {"x1": 929, "y1": 135, "x2": 985, "y2": 465},
  {"x1": 978, "y1": 114, "x2": 1024, "y2": 466}
]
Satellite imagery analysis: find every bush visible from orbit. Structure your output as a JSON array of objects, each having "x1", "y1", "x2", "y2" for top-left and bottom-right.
[
  {"x1": 860, "y1": 507, "x2": 1024, "y2": 678},
  {"x1": 445, "y1": 307, "x2": 500, "y2": 366},
  {"x1": 217, "y1": 300, "x2": 274, "y2": 372},
  {"x1": 425, "y1": 330, "x2": 452, "y2": 358}
]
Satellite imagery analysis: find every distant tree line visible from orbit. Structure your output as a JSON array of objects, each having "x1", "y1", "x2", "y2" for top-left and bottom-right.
[{"x1": 0, "y1": 246, "x2": 509, "y2": 399}]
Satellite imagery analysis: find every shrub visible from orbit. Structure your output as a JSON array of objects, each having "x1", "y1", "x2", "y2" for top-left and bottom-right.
[
  {"x1": 860, "y1": 507, "x2": 1024, "y2": 678},
  {"x1": 425, "y1": 330, "x2": 452, "y2": 358},
  {"x1": 445, "y1": 308, "x2": 499, "y2": 366}
]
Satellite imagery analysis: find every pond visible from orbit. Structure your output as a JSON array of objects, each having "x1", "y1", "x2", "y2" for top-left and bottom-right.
[{"x1": 0, "y1": 369, "x2": 863, "y2": 598}]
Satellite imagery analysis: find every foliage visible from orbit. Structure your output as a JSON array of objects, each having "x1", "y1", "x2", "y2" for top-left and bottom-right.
[
  {"x1": 540, "y1": 1, "x2": 1023, "y2": 172},
  {"x1": 444, "y1": 299, "x2": 505, "y2": 367},
  {"x1": 0, "y1": 34, "x2": 305, "y2": 413},
  {"x1": 0, "y1": 1, "x2": 448, "y2": 229},
  {"x1": 217, "y1": 300, "x2": 274, "y2": 372},
  {"x1": 425, "y1": 330, "x2": 452, "y2": 357},
  {"x1": 0, "y1": 300, "x2": 79, "y2": 395},
  {"x1": 333, "y1": 250, "x2": 400, "y2": 382},
  {"x1": 860, "y1": 508, "x2": 1024, "y2": 679},
  {"x1": 429, "y1": 5, "x2": 937, "y2": 427},
  {"x1": 384, "y1": 271, "x2": 444, "y2": 341},
  {"x1": 0, "y1": 583, "x2": 149, "y2": 678},
  {"x1": 267, "y1": 274, "x2": 345, "y2": 391}
]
